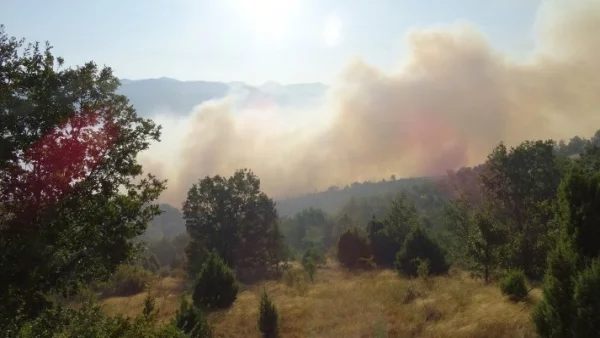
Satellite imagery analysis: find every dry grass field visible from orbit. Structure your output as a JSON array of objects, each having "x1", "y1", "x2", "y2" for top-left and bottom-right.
[{"x1": 100, "y1": 262, "x2": 539, "y2": 338}]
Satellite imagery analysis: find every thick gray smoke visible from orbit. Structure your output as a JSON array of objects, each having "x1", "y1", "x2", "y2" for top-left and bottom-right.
[{"x1": 140, "y1": 0, "x2": 600, "y2": 205}]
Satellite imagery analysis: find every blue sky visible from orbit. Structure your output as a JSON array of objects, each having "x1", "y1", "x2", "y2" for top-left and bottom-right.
[{"x1": 2, "y1": 0, "x2": 541, "y2": 85}]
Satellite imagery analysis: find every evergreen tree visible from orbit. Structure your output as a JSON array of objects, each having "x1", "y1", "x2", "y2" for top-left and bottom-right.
[
  {"x1": 258, "y1": 289, "x2": 279, "y2": 338},
  {"x1": 395, "y1": 228, "x2": 449, "y2": 277},
  {"x1": 337, "y1": 229, "x2": 371, "y2": 269},
  {"x1": 533, "y1": 167, "x2": 600, "y2": 337},
  {"x1": 367, "y1": 216, "x2": 401, "y2": 268},
  {"x1": 173, "y1": 297, "x2": 212, "y2": 338},
  {"x1": 192, "y1": 252, "x2": 239, "y2": 311}
]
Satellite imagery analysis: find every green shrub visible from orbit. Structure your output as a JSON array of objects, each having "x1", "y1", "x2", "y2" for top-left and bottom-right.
[
  {"x1": 499, "y1": 270, "x2": 528, "y2": 301},
  {"x1": 303, "y1": 259, "x2": 317, "y2": 282},
  {"x1": 192, "y1": 252, "x2": 239, "y2": 310},
  {"x1": 572, "y1": 259, "x2": 600, "y2": 337},
  {"x1": 17, "y1": 302, "x2": 186, "y2": 338},
  {"x1": 100, "y1": 264, "x2": 153, "y2": 298},
  {"x1": 395, "y1": 228, "x2": 449, "y2": 277},
  {"x1": 258, "y1": 289, "x2": 278, "y2": 338},
  {"x1": 302, "y1": 247, "x2": 326, "y2": 266},
  {"x1": 173, "y1": 297, "x2": 212, "y2": 338},
  {"x1": 337, "y1": 229, "x2": 371, "y2": 269}
]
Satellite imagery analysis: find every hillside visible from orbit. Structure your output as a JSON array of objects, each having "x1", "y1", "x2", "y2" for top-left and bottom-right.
[
  {"x1": 117, "y1": 78, "x2": 327, "y2": 117},
  {"x1": 101, "y1": 262, "x2": 538, "y2": 338}
]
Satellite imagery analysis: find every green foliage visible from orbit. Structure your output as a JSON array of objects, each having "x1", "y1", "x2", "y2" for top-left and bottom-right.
[
  {"x1": 99, "y1": 264, "x2": 152, "y2": 298},
  {"x1": 572, "y1": 259, "x2": 600, "y2": 337},
  {"x1": 395, "y1": 228, "x2": 448, "y2": 277},
  {"x1": 383, "y1": 193, "x2": 421, "y2": 246},
  {"x1": 499, "y1": 270, "x2": 528, "y2": 301},
  {"x1": 336, "y1": 229, "x2": 371, "y2": 269},
  {"x1": 556, "y1": 168, "x2": 600, "y2": 261},
  {"x1": 173, "y1": 297, "x2": 212, "y2": 338},
  {"x1": 303, "y1": 259, "x2": 317, "y2": 282},
  {"x1": 532, "y1": 228, "x2": 579, "y2": 337},
  {"x1": 192, "y1": 252, "x2": 239, "y2": 311},
  {"x1": 301, "y1": 247, "x2": 324, "y2": 281},
  {"x1": 367, "y1": 217, "x2": 401, "y2": 268},
  {"x1": 183, "y1": 169, "x2": 283, "y2": 283},
  {"x1": 465, "y1": 208, "x2": 503, "y2": 283},
  {"x1": 479, "y1": 140, "x2": 561, "y2": 279},
  {"x1": 416, "y1": 258, "x2": 430, "y2": 279},
  {"x1": 533, "y1": 166, "x2": 600, "y2": 337},
  {"x1": 143, "y1": 293, "x2": 157, "y2": 319},
  {"x1": 15, "y1": 302, "x2": 186, "y2": 338},
  {"x1": 0, "y1": 26, "x2": 165, "y2": 325},
  {"x1": 280, "y1": 208, "x2": 334, "y2": 252},
  {"x1": 258, "y1": 289, "x2": 279, "y2": 338},
  {"x1": 302, "y1": 247, "x2": 326, "y2": 266}
]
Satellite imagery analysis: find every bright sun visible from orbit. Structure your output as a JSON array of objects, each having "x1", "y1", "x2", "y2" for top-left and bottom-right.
[
  {"x1": 236, "y1": 0, "x2": 301, "y2": 41},
  {"x1": 323, "y1": 15, "x2": 342, "y2": 47}
]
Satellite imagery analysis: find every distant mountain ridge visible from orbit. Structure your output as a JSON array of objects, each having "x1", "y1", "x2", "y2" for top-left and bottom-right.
[{"x1": 118, "y1": 77, "x2": 327, "y2": 117}]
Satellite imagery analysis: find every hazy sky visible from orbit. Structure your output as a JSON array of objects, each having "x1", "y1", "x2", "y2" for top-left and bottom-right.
[{"x1": 3, "y1": 0, "x2": 540, "y2": 85}]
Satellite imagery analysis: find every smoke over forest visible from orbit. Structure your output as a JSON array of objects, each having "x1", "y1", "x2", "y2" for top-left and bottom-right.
[{"x1": 140, "y1": 0, "x2": 600, "y2": 205}]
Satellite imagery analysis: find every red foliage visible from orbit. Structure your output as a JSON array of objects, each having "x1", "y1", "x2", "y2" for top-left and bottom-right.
[{"x1": 1, "y1": 111, "x2": 118, "y2": 222}]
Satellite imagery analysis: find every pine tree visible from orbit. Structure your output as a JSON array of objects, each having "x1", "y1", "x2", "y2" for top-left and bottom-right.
[
  {"x1": 337, "y1": 229, "x2": 371, "y2": 269},
  {"x1": 533, "y1": 167, "x2": 600, "y2": 337},
  {"x1": 258, "y1": 289, "x2": 278, "y2": 338},
  {"x1": 192, "y1": 252, "x2": 239, "y2": 310},
  {"x1": 395, "y1": 228, "x2": 448, "y2": 277},
  {"x1": 173, "y1": 297, "x2": 212, "y2": 338}
]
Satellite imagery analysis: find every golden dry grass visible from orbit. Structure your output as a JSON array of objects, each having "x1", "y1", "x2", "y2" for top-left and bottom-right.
[
  {"x1": 100, "y1": 276, "x2": 187, "y2": 322},
  {"x1": 100, "y1": 263, "x2": 539, "y2": 338}
]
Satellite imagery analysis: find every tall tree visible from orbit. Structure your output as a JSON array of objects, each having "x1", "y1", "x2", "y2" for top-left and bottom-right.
[
  {"x1": 0, "y1": 26, "x2": 165, "y2": 325},
  {"x1": 533, "y1": 166, "x2": 600, "y2": 337},
  {"x1": 383, "y1": 193, "x2": 421, "y2": 246},
  {"x1": 479, "y1": 140, "x2": 561, "y2": 279},
  {"x1": 182, "y1": 169, "x2": 282, "y2": 283},
  {"x1": 466, "y1": 207, "x2": 503, "y2": 283}
]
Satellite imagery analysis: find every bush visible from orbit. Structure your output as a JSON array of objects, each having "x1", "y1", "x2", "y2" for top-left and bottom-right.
[
  {"x1": 303, "y1": 259, "x2": 317, "y2": 282},
  {"x1": 17, "y1": 302, "x2": 187, "y2": 338},
  {"x1": 173, "y1": 297, "x2": 212, "y2": 338},
  {"x1": 367, "y1": 218, "x2": 401, "y2": 268},
  {"x1": 100, "y1": 264, "x2": 153, "y2": 297},
  {"x1": 395, "y1": 228, "x2": 449, "y2": 277},
  {"x1": 302, "y1": 247, "x2": 326, "y2": 267},
  {"x1": 572, "y1": 259, "x2": 600, "y2": 337},
  {"x1": 499, "y1": 270, "x2": 528, "y2": 301},
  {"x1": 258, "y1": 289, "x2": 278, "y2": 338},
  {"x1": 337, "y1": 229, "x2": 371, "y2": 269},
  {"x1": 192, "y1": 252, "x2": 239, "y2": 310}
]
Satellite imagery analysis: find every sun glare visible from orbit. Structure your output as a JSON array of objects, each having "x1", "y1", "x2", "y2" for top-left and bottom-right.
[
  {"x1": 236, "y1": 0, "x2": 301, "y2": 41},
  {"x1": 323, "y1": 15, "x2": 342, "y2": 47}
]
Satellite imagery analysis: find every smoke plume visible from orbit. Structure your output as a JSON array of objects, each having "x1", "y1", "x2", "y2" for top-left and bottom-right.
[{"x1": 140, "y1": 0, "x2": 600, "y2": 205}]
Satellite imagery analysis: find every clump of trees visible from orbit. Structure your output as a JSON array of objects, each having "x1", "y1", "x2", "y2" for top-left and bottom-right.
[{"x1": 183, "y1": 169, "x2": 283, "y2": 284}]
